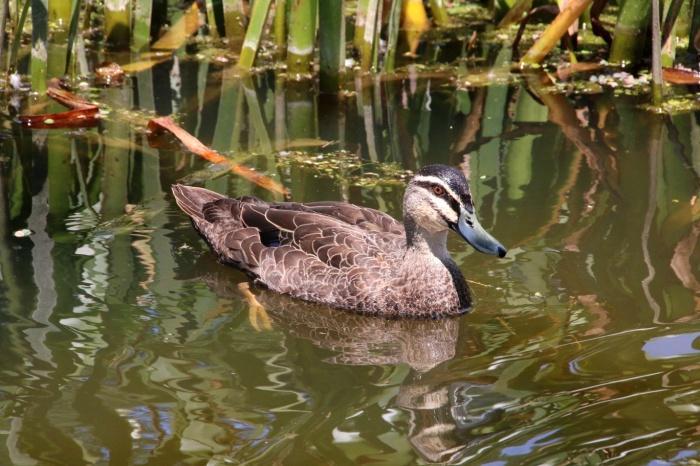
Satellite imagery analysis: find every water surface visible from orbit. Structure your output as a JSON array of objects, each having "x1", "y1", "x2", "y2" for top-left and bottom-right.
[{"x1": 1, "y1": 43, "x2": 700, "y2": 465}]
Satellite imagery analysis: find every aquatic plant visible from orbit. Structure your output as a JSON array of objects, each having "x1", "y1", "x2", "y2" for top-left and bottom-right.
[{"x1": 0, "y1": 0, "x2": 698, "y2": 109}]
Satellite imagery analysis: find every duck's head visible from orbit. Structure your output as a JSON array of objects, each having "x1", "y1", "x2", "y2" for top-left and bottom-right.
[{"x1": 403, "y1": 164, "x2": 507, "y2": 258}]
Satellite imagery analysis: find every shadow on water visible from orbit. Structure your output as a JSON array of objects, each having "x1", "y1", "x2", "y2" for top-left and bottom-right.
[{"x1": 1, "y1": 36, "x2": 700, "y2": 464}]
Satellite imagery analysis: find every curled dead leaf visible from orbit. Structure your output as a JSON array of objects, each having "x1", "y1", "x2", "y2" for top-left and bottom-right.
[
  {"x1": 663, "y1": 67, "x2": 700, "y2": 85},
  {"x1": 147, "y1": 116, "x2": 288, "y2": 196}
]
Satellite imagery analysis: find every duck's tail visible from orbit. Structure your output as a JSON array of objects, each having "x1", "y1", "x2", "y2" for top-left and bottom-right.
[{"x1": 171, "y1": 184, "x2": 226, "y2": 220}]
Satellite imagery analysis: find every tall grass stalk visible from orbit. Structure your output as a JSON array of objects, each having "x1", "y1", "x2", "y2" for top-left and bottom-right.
[
  {"x1": 287, "y1": 0, "x2": 318, "y2": 75},
  {"x1": 132, "y1": 0, "x2": 152, "y2": 51},
  {"x1": 384, "y1": 0, "x2": 403, "y2": 71},
  {"x1": 104, "y1": 0, "x2": 132, "y2": 49},
  {"x1": 238, "y1": 0, "x2": 272, "y2": 70},
  {"x1": 319, "y1": 0, "x2": 345, "y2": 92}
]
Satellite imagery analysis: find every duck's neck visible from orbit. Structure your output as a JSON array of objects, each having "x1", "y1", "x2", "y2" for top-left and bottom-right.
[
  {"x1": 404, "y1": 214, "x2": 472, "y2": 310},
  {"x1": 404, "y1": 214, "x2": 449, "y2": 258}
]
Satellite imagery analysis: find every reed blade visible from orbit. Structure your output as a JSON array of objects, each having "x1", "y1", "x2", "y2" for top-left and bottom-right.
[
  {"x1": 238, "y1": 0, "x2": 273, "y2": 70},
  {"x1": 360, "y1": 0, "x2": 379, "y2": 71},
  {"x1": 63, "y1": 0, "x2": 81, "y2": 76},
  {"x1": 384, "y1": 0, "x2": 403, "y2": 72}
]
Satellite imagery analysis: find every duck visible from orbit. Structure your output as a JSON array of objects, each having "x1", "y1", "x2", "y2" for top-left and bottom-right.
[{"x1": 171, "y1": 164, "x2": 506, "y2": 318}]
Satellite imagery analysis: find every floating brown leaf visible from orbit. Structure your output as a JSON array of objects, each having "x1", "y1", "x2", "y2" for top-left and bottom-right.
[
  {"x1": 147, "y1": 116, "x2": 288, "y2": 196},
  {"x1": 663, "y1": 67, "x2": 700, "y2": 85},
  {"x1": 556, "y1": 62, "x2": 603, "y2": 81},
  {"x1": 19, "y1": 87, "x2": 99, "y2": 128}
]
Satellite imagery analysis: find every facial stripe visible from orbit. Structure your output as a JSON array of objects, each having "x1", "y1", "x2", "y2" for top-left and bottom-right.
[
  {"x1": 413, "y1": 178, "x2": 462, "y2": 213},
  {"x1": 413, "y1": 174, "x2": 474, "y2": 213},
  {"x1": 431, "y1": 197, "x2": 459, "y2": 223},
  {"x1": 413, "y1": 175, "x2": 461, "y2": 203}
]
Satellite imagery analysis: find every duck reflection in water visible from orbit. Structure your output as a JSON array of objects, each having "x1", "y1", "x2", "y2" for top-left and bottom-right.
[{"x1": 199, "y1": 265, "x2": 509, "y2": 464}]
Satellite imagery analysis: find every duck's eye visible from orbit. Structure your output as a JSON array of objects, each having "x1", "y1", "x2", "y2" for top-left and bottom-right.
[{"x1": 432, "y1": 185, "x2": 445, "y2": 196}]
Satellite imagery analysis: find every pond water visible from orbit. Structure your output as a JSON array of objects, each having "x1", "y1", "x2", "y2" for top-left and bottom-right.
[{"x1": 1, "y1": 38, "x2": 700, "y2": 465}]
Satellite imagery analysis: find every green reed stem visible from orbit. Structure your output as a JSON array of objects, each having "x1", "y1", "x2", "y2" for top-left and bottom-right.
[
  {"x1": 8, "y1": 0, "x2": 29, "y2": 73},
  {"x1": 205, "y1": 0, "x2": 220, "y2": 37},
  {"x1": 133, "y1": 0, "x2": 153, "y2": 51},
  {"x1": 274, "y1": 0, "x2": 287, "y2": 55},
  {"x1": 609, "y1": 0, "x2": 652, "y2": 64},
  {"x1": 287, "y1": 0, "x2": 318, "y2": 76},
  {"x1": 31, "y1": 0, "x2": 48, "y2": 91},
  {"x1": 354, "y1": 0, "x2": 368, "y2": 50},
  {"x1": 360, "y1": 0, "x2": 379, "y2": 71},
  {"x1": 383, "y1": 0, "x2": 403, "y2": 72},
  {"x1": 48, "y1": 0, "x2": 70, "y2": 37},
  {"x1": 428, "y1": 0, "x2": 451, "y2": 26},
  {"x1": 660, "y1": 0, "x2": 681, "y2": 67},
  {"x1": 319, "y1": 0, "x2": 344, "y2": 92},
  {"x1": 238, "y1": 0, "x2": 272, "y2": 70},
  {"x1": 223, "y1": 0, "x2": 246, "y2": 41},
  {"x1": 104, "y1": 0, "x2": 132, "y2": 50}
]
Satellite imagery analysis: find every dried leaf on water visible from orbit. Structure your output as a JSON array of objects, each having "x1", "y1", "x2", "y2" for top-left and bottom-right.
[
  {"x1": 147, "y1": 116, "x2": 288, "y2": 196},
  {"x1": 556, "y1": 62, "x2": 603, "y2": 81},
  {"x1": 19, "y1": 86, "x2": 99, "y2": 128},
  {"x1": 662, "y1": 67, "x2": 700, "y2": 85},
  {"x1": 46, "y1": 86, "x2": 96, "y2": 110}
]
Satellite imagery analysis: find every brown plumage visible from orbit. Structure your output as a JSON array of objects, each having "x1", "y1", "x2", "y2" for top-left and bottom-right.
[{"x1": 172, "y1": 164, "x2": 506, "y2": 318}]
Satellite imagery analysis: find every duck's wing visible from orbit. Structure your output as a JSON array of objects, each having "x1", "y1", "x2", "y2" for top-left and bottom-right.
[
  {"x1": 268, "y1": 201, "x2": 405, "y2": 237},
  {"x1": 171, "y1": 185, "x2": 389, "y2": 286},
  {"x1": 206, "y1": 199, "x2": 390, "y2": 267}
]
